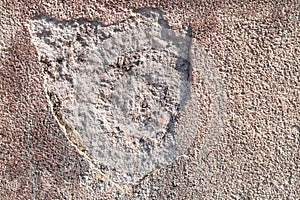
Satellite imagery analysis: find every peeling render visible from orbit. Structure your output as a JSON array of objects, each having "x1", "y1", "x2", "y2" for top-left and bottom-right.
[{"x1": 28, "y1": 10, "x2": 225, "y2": 185}]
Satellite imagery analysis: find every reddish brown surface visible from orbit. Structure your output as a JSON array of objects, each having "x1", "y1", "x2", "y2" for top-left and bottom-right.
[{"x1": 1, "y1": 0, "x2": 299, "y2": 199}]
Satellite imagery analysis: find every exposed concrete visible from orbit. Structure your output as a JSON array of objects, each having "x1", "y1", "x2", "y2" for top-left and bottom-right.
[{"x1": 28, "y1": 11, "x2": 225, "y2": 186}]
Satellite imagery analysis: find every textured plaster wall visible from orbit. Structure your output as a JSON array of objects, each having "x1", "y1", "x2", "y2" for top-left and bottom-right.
[{"x1": 0, "y1": 1, "x2": 299, "y2": 199}]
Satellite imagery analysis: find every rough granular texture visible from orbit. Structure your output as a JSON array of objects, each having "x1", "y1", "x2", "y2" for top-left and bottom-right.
[
  {"x1": 0, "y1": 1, "x2": 299, "y2": 199},
  {"x1": 28, "y1": 12, "x2": 222, "y2": 185}
]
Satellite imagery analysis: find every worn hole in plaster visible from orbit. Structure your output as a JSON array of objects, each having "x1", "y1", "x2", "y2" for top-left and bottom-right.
[{"x1": 28, "y1": 11, "x2": 225, "y2": 184}]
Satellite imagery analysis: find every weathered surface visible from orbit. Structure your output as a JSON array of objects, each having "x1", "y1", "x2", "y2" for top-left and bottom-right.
[
  {"x1": 0, "y1": 1, "x2": 299, "y2": 199},
  {"x1": 28, "y1": 11, "x2": 225, "y2": 186},
  {"x1": 29, "y1": 14, "x2": 195, "y2": 184}
]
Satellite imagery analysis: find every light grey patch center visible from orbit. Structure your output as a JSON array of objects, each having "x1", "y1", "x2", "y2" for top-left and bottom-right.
[{"x1": 27, "y1": 12, "x2": 219, "y2": 184}]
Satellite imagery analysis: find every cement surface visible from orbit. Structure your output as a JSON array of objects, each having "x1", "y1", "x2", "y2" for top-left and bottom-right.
[{"x1": 0, "y1": 1, "x2": 299, "y2": 199}]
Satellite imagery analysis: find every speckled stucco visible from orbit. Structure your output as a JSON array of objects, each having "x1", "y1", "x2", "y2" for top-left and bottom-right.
[{"x1": 0, "y1": 1, "x2": 299, "y2": 199}]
